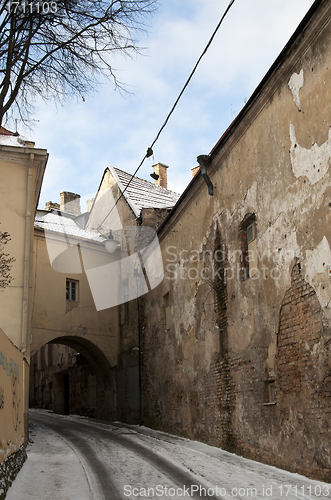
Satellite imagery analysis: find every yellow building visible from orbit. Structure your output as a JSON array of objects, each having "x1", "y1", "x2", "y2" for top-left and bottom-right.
[
  {"x1": 0, "y1": 127, "x2": 48, "y2": 495},
  {"x1": 29, "y1": 164, "x2": 179, "y2": 423}
]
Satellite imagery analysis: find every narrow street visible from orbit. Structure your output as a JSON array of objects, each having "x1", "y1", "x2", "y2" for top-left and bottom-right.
[{"x1": 6, "y1": 409, "x2": 330, "y2": 500}]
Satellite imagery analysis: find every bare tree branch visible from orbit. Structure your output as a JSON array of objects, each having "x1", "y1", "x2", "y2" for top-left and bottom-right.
[{"x1": 0, "y1": 0, "x2": 157, "y2": 126}]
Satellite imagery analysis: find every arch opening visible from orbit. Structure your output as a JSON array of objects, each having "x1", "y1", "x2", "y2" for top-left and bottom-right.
[{"x1": 29, "y1": 336, "x2": 117, "y2": 421}]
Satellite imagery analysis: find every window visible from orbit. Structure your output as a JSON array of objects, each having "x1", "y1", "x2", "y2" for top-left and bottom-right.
[
  {"x1": 264, "y1": 380, "x2": 276, "y2": 405},
  {"x1": 268, "y1": 381, "x2": 276, "y2": 403},
  {"x1": 247, "y1": 222, "x2": 255, "y2": 244},
  {"x1": 247, "y1": 221, "x2": 258, "y2": 278},
  {"x1": 239, "y1": 214, "x2": 257, "y2": 281},
  {"x1": 164, "y1": 293, "x2": 170, "y2": 330},
  {"x1": 66, "y1": 279, "x2": 78, "y2": 301}
]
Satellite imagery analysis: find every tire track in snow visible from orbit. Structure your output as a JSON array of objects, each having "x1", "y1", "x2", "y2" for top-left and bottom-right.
[
  {"x1": 31, "y1": 412, "x2": 224, "y2": 500},
  {"x1": 30, "y1": 412, "x2": 123, "y2": 500}
]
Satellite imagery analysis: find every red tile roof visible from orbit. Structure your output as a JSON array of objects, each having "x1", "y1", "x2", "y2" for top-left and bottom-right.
[{"x1": 0, "y1": 126, "x2": 14, "y2": 136}]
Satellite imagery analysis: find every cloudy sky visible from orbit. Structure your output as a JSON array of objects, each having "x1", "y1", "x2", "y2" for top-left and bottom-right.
[{"x1": 25, "y1": 0, "x2": 316, "y2": 210}]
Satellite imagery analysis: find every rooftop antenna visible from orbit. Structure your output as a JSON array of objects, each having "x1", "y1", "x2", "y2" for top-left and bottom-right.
[{"x1": 14, "y1": 118, "x2": 40, "y2": 135}]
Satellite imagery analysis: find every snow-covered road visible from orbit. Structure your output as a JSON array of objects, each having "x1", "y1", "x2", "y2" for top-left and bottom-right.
[{"x1": 6, "y1": 409, "x2": 331, "y2": 500}]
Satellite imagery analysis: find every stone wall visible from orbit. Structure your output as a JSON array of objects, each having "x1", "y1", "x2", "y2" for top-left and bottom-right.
[{"x1": 138, "y1": 0, "x2": 331, "y2": 481}]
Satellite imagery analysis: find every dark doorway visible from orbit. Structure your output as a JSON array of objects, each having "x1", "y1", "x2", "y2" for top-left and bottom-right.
[{"x1": 53, "y1": 370, "x2": 69, "y2": 415}]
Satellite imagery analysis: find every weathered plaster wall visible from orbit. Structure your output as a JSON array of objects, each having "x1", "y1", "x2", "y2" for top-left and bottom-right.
[
  {"x1": 141, "y1": 1, "x2": 331, "y2": 481},
  {"x1": 0, "y1": 328, "x2": 25, "y2": 497}
]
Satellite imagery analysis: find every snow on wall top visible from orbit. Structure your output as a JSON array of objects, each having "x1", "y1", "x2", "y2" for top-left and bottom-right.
[{"x1": 112, "y1": 167, "x2": 181, "y2": 212}]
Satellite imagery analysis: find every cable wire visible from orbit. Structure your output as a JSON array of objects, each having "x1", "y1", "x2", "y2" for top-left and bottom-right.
[{"x1": 98, "y1": 0, "x2": 236, "y2": 231}]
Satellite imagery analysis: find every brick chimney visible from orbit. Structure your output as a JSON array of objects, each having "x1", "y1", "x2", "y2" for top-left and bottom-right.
[
  {"x1": 191, "y1": 166, "x2": 200, "y2": 177},
  {"x1": 45, "y1": 201, "x2": 60, "y2": 211},
  {"x1": 86, "y1": 198, "x2": 95, "y2": 212},
  {"x1": 60, "y1": 192, "x2": 81, "y2": 215},
  {"x1": 152, "y1": 163, "x2": 168, "y2": 189}
]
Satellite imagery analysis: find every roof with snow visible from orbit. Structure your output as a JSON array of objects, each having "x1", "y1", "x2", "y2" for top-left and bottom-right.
[
  {"x1": 0, "y1": 126, "x2": 32, "y2": 147},
  {"x1": 34, "y1": 210, "x2": 104, "y2": 242},
  {"x1": 110, "y1": 166, "x2": 180, "y2": 215},
  {"x1": 34, "y1": 166, "x2": 182, "y2": 237}
]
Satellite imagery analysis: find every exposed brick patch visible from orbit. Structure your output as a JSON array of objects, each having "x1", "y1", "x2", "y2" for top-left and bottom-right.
[
  {"x1": 186, "y1": 226, "x2": 239, "y2": 450},
  {"x1": 275, "y1": 263, "x2": 331, "y2": 481},
  {"x1": 141, "y1": 208, "x2": 172, "y2": 231},
  {"x1": 213, "y1": 226, "x2": 238, "y2": 450}
]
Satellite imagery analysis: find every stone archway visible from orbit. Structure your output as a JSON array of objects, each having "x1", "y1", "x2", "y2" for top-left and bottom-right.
[{"x1": 29, "y1": 336, "x2": 117, "y2": 421}]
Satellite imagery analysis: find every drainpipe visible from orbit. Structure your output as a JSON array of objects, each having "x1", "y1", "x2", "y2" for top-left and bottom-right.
[
  {"x1": 21, "y1": 152, "x2": 34, "y2": 352},
  {"x1": 137, "y1": 296, "x2": 142, "y2": 425},
  {"x1": 134, "y1": 269, "x2": 143, "y2": 425}
]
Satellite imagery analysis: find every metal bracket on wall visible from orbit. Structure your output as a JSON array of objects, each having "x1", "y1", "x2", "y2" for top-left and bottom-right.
[{"x1": 197, "y1": 155, "x2": 214, "y2": 196}]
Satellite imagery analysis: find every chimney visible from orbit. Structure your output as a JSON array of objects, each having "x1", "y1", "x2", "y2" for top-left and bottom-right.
[
  {"x1": 45, "y1": 201, "x2": 60, "y2": 211},
  {"x1": 60, "y1": 192, "x2": 81, "y2": 215},
  {"x1": 86, "y1": 198, "x2": 95, "y2": 212},
  {"x1": 191, "y1": 166, "x2": 200, "y2": 178},
  {"x1": 152, "y1": 163, "x2": 168, "y2": 189}
]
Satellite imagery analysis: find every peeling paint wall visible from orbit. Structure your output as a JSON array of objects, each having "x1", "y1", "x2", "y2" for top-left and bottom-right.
[
  {"x1": 140, "y1": 0, "x2": 331, "y2": 482},
  {"x1": 0, "y1": 328, "x2": 25, "y2": 490},
  {"x1": 288, "y1": 69, "x2": 304, "y2": 111},
  {"x1": 289, "y1": 123, "x2": 331, "y2": 184}
]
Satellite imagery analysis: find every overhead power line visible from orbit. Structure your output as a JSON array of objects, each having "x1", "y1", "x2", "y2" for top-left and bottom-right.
[{"x1": 98, "y1": 0, "x2": 236, "y2": 232}]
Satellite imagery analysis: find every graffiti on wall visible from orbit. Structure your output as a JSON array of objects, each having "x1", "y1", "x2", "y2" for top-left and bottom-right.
[
  {"x1": 0, "y1": 351, "x2": 20, "y2": 428},
  {"x1": 11, "y1": 368, "x2": 20, "y2": 431},
  {"x1": 0, "y1": 352, "x2": 19, "y2": 378}
]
